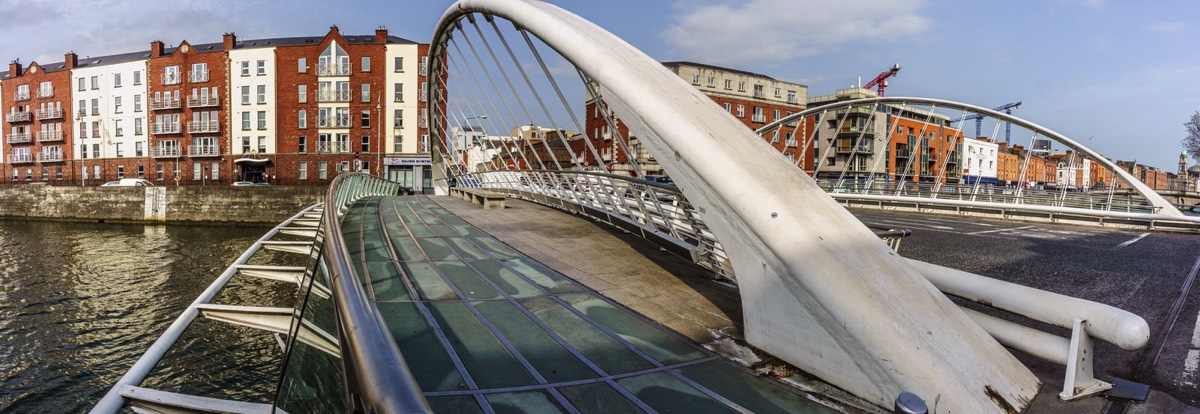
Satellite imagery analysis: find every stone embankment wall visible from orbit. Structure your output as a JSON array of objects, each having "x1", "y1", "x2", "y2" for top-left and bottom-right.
[{"x1": 0, "y1": 184, "x2": 326, "y2": 224}]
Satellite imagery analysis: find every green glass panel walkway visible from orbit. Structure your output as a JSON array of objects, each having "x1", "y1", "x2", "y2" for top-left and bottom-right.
[{"x1": 340, "y1": 195, "x2": 839, "y2": 414}]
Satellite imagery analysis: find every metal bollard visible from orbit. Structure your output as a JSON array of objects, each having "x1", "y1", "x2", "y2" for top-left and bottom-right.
[{"x1": 895, "y1": 391, "x2": 928, "y2": 414}]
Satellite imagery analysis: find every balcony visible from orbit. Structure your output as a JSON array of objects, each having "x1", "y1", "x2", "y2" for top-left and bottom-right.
[
  {"x1": 785, "y1": 139, "x2": 799, "y2": 148},
  {"x1": 316, "y1": 141, "x2": 351, "y2": 153},
  {"x1": 151, "y1": 122, "x2": 182, "y2": 135},
  {"x1": 317, "y1": 116, "x2": 351, "y2": 129},
  {"x1": 13, "y1": 90, "x2": 30, "y2": 102},
  {"x1": 751, "y1": 114, "x2": 766, "y2": 123},
  {"x1": 836, "y1": 145, "x2": 875, "y2": 154},
  {"x1": 7, "y1": 133, "x2": 32, "y2": 144},
  {"x1": 188, "y1": 145, "x2": 220, "y2": 157},
  {"x1": 317, "y1": 89, "x2": 353, "y2": 103},
  {"x1": 894, "y1": 150, "x2": 913, "y2": 159},
  {"x1": 317, "y1": 62, "x2": 352, "y2": 76},
  {"x1": 189, "y1": 70, "x2": 210, "y2": 83},
  {"x1": 9, "y1": 153, "x2": 33, "y2": 163},
  {"x1": 187, "y1": 120, "x2": 219, "y2": 134},
  {"x1": 35, "y1": 108, "x2": 63, "y2": 120},
  {"x1": 38, "y1": 151, "x2": 63, "y2": 163},
  {"x1": 150, "y1": 98, "x2": 181, "y2": 110},
  {"x1": 162, "y1": 73, "x2": 181, "y2": 85},
  {"x1": 153, "y1": 145, "x2": 181, "y2": 158},
  {"x1": 36, "y1": 130, "x2": 63, "y2": 142},
  {"x1": 187, "y1": 95, "x2": 220, "y2": 108},
  {"x1": 6, "y1": 111, "x2": 32, "y2": 123},
  {"x1": 37, "y1": 87, "x2": 54, "y2": 99}
]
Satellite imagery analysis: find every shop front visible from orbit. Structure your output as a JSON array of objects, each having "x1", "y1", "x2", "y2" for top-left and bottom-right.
[{"x1": 384, "y1": 156, "x2": 433, "y2": 194}]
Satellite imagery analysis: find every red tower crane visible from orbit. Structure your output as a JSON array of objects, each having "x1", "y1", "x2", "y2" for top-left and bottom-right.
[{"x1": 863, "y1": 63, "x2": 901, "y2": 96}]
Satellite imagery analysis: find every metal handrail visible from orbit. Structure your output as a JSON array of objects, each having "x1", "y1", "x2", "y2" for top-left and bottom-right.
[{"x1": 319, "y1": 173, "x2": 430, "y2": 413}]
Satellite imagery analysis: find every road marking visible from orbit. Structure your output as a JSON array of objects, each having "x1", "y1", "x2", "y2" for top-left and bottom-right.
[
  {"x1": 1192, "y1": 309, "x2": 1200, "y2": 348},
  {"x1": 970, "y1": 225, "x2": 1034, "y2": 235},
  {"x1": 1115, "y1": 233, "x2": 1151, "y2": 249},
  {"x1": 1185, "y1": 350, "x2": 1199, "y2": 386},
  {"x1": 1143, "y1": 254, "x2": 1200, "y2": 373}
]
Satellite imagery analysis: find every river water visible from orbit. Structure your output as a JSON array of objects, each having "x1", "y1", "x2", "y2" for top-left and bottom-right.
[{"x1": 0, "y1": 219, "x2": 299, "y2": 413}]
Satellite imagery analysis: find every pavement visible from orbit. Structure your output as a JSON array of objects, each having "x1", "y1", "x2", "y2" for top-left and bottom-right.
[{"x1": 436, "y1": 194, "x2": 1200, "y2": 413}]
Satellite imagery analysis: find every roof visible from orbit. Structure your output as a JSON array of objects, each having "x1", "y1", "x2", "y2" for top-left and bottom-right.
[{"x1": 660, "y1": 61, "x2": 777, "y2": 82}]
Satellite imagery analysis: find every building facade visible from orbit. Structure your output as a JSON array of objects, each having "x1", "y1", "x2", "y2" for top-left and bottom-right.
[{"x1": 0, "y1": 26, "x2": 437, "y2": 189}]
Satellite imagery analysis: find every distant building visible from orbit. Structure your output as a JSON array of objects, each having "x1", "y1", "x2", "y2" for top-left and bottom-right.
[{"x1": 961, "y1": 137, "x2": 998, "y2": 185}]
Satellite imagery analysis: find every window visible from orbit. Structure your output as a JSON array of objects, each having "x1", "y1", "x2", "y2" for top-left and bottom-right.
[
  {"x1": 691, "y1": 74, "x2": 700, "y2": 85},
  {"x1": 723, "y1": 103, "x2": 731, "y2": 112},
  {"x1": 256, "y1": 60, "x2": 266, "y2": 76},
  {"x1": 91, "y1": 99, "x2": 99, "y2": 115},
  {"x1": 133, "y1": 70, "x2": 142, "y2": 85},
  {"x1": 786, "y1": 90, "x2": 797, "y2": 104},
  {"x1": 393, "y1": 56, "x2": 403, "y2": 72},
  {"x1": 361, "y1": 135, "x2": 370, "y2": 152},
  {"x1": 136, "y1": 165, "x2": 144, "y2": 178},
  {"x1": 193, "y1": 162, "x2": 202, "y2": 180},
  {"x1": 298, "y1": 161, "x2": 308, "y2": 180},
  {"x1": 774, "y1": 87, "x2": 781, "y2": 98},
  {"x1": 393, "y1": 134, "x2": 403, "y2": 152},
  {"x1": 134, "y1": 94, "x2": 143, "y2": 112},
  {"x1": 258, "y1": 136, "x2": 266, "y2": 153},
  {"x1": 737, "y1": 81, "x2": 745, "y2": 92},
  {"x1": 117, "y1": 165, "x2": 125, "y2": 179},
  {"x1": 241, "y1": 86, "x2": 250, "y2": 104},
  {"x1": 114, "y1": 73, "x2": 122, "y2": 88},
  {"x1": 298, "y1": 136, "x2": 307, "y2": 153},
  {"x1": 773, "y1": 109, "x2": 781, "y2": 121},
  {"x1": 242, "y1": 112, "x2": 250, "y2": 130},
  {"x1": 394, "y1": 109, "x2": 403, "y2": 127},
  {"x1": 90, "y1": 76, "x2": 99, "y2": 90},
  {"x1": 135, "y1": 118, "x2": 143, "y2": 135},
  {"x1": 77, "y1": 78, "x2": 85, "y2": 91},
  {"x1": 92, "y1": 144, "x2": 99, "y2": 159},
  {"x1": 93, "y1": 165, "x2": 100, "y2": 180},
  {"x1": 257, "y1": 111, "x2": 267, "y2": 130},
  {"x1": 362, "y1": 83, "x2": 370, "y2": 102},
  {"x1": 242, "y1": 136, "x2": 251, "y2": 153},
  {"x1": 135, "y1": 142, "x2": 143, "y2": 157},
  {"x1": 79, "y1": 121, "x2": 87, "y2": 139},
  {"x1": 736, "y1": 104, "x2": 745, "y2": 117},
  {"x1": 339, "y1": 161, "x2": 350, "y2": 174},
  {"x1": 394, "y1": 83, "x2": 403, "y2": 102},
  {"x1": 241, "y1": 61, "x2": 250, "y2": 76},
  {"x1": 92, "y1": 121, "x2": 100, "y2": 137},
  {"x1": 115, "y1": 142, "x2": 123, "y2": 157},
  {"x1": 318, "y1": 161, "x2": 328, "y2": 179},
  {"x1": 256, "y1": 85, "x2": 266, "y2": 104},
  {"x1": 156, "y1": 164, "x2": 164, "y2": 180},
  {"x1": 361, "y1": 56, "x2": 370, "y2": 72},
  {"x1": 361, "y1": 110, "x2": 370, "y2": 128},
  {"x1": 298, "y1": 109, "x2": 307, "y2": 129},
  {"x1": 114, "y1": 96, "x2": 123, "y2": 113},
  {"x1": 211, "y1": 162, "x2": 219, "y2": 180},
  {"x1": 80, "y1": 144, "x2": 88, "y2": 159},
  {"x1": 298, "y1": 84, "x2": 307, "y2": 103},
  {"x1": 707, "y1": 76, "x2": 715, "y2": 87},
  {"x1": 724, "y1": 79, "x2": 732, "y2": 90},
  {"x1": 298, "y1": 58, "x2": 307, "y2": 73}
]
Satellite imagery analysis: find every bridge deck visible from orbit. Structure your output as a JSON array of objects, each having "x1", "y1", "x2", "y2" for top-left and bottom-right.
[{"x1": 341, "y1": 195, "x2": 839, "y2": 413}]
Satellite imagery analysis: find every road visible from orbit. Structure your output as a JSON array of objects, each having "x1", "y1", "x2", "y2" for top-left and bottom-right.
[{"x1": 850, "y1": 208, "x2": 1200, "y2": 409}]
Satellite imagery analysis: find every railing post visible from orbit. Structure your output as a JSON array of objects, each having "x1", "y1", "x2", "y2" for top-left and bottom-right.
[
  {"x1": 894, "y1": 392, "x2": 928, "y2": 414},
  {"x1": 1060, "y1": 318, "x2": 1112, "y2": 400}
]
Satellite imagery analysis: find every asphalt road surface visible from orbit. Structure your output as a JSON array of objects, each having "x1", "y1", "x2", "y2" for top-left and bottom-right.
[{"x1": 850, "y1": 208, "x2": 1200, "y2": 409}]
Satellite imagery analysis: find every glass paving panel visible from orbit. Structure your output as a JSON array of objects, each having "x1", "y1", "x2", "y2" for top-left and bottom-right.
[
  {"x1": 435, "y1": 261, "x2": 501, "y2": 300},
  {"x1": 617, "y1": 372, "x2": 738, "y2": 414},
  {"x1": 561, "y1": 293, "x2": 705, "y2": 365},
  {"x1": 390, "y1": 236, "x2": 425, "y2": 262},
  {"x1": 418, "y1": 237, "x2": 458, "y2": 261},
  {"x1": 429, "y1": 301, "x2": 537, "y2": 389},
  {"x1": 398, "y1": 261, "x2": 457, "y2": 301},
  {"x1": 427, "y1": 396, "x2": 484, "y2": 414},
  {"x1": 470, "y1": 236, "x2": 521, "y2": 259},
  {"x1": 473, "y1": 300, "x2": 598, "y2": 383},
  {"x1": 376, "y1": 301, "x2": 467, "y2": 392},
  {"x1": 520, "y1": 297, "x2": 654, "y2": 375},
  {"x1": 470, "y1": 259, "x2": 543, "y2": 298},
  {"x1": 485, "y1": 391, "x2": 565, "y2": 414},
  {"x1": 677, "y1": 360, "x2": 841, "y2": 414},
  {"x1": 445, "y1": 237, "x2": 493, "y2": 260},
  {"x1": 366, "y1": 261, "x2": 411, "y2": 301},
  {"x1": 558, "y1": 382, "x2": 645, "y2": 413},
  {"x1": 505, "y1": 257, "x2": 581, "y2": 294}
]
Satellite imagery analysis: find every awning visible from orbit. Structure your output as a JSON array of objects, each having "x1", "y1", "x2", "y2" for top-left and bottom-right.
[{"x1": 233, "y1": 158, "x2": 271, "y2": 164}]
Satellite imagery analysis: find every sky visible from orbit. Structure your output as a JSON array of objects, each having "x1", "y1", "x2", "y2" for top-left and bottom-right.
[{"x1": 2, "y1": 0, "x2": 1197, "y2": 170}]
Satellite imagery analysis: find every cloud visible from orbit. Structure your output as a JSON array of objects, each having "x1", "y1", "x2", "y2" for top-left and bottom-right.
[
  {"x1": 662, "y1": 0, "x2": 931, "y2": 66},
  {"x1": 1148, "y1": 22, "x2": 1186, "y2": 33}
]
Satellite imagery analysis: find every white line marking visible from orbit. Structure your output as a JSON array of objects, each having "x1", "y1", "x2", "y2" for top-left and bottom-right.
[
  {"x1": 1184, "y1": 349, "x2": 1199, "y2": 386},
  {"x1": 1192, "y1": 309, "x2": 1200, "y2": 348},
  {"x1": 1115, "y1": 233, "x2": 1151, "y2": 249},
  {"x1": 970, "y1": 225, "x2": 1035, "y2": 235}
]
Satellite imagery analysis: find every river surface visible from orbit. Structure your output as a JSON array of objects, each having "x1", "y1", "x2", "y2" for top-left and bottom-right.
[{"x1": 0, "y1": 219, "x2": 299, "y2": 413}]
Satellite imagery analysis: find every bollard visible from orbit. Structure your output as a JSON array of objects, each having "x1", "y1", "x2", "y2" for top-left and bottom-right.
[{"x1": 895, "y1": 391, "x2": 928, "y2": 414}]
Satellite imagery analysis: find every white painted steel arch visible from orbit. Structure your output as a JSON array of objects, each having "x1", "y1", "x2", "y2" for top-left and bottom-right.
[
  {"x1": 761, "y1": 97, "x2": 1186, "y2": 218},
  {"x1": 429, "y1": 1, "x2": 1039, "y2": 412}
]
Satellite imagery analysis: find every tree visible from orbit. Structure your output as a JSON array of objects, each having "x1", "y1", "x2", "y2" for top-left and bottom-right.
[{"x1": 1184, "y1": 111, "x2": 1200, "y2": 161}]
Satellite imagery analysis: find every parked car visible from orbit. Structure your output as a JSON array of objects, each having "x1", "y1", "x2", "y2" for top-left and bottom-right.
[{"x1": 100, "y1": 178, "x2": 156, "y2": 187}]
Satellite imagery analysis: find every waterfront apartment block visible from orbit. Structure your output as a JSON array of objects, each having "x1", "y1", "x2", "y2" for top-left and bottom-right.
[
  {"x1": 1, "y1": 26, "x2": 438, "y2": 189},
  {"x1": 582, "y1": 61, "x2": 809, "y2": 176}
]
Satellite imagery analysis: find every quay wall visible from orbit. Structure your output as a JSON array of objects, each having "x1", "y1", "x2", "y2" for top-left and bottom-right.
[{"x1": 0, "y1": 184, "x2": 326, "y2": 224}]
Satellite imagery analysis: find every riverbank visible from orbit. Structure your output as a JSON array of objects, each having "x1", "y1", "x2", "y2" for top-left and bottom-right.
[{"x1": 0, "y1": 184, "x2": 325, "y2": 224}]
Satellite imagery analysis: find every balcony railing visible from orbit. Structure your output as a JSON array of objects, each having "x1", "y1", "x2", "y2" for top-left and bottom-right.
[
  {"x1": 151, "y1": 122, "x2": 181, "y2": 135},
  {"x1": 8, "y1": 154, "x2": 33, "y2": 163},
  {"x1": 150, "y1": 98, "x2": 181, "y2": 110},
  {"x1": 317, "y1": 62, "x2": 352, "y2": 76},
  {"x1": 35, "y1": 108, "x2": 63, "y2": 120},
  {"x1": 894, "y1": 150, "x2": 913, "y2": 159},
  {"x1": 36, "y1": 130, "x2": 63, "y2": 142},
  {"x1": 6, "y1": 111, "x2": 32, "y2": 122},
  {"x1": 836, "y1": 145, "x2": 875, "y2": 154},
  {"x1": 153, "y1": 146, "x2": 181, "y2": 158},
  {"x1": 751, "y1": 114, "x2": 766, "y2": 123},
  {"x1": 317, "y1": 89, "x2": 353, "y2": 103},
  {"x1": 316, "y1": 141, "x2": 351, "y2": 153},
  {"x1": 37, "y1": 87, "x2": 54, "y2": 99},
  {"x1": 187, "y1": 95, "x2": 220, "y2": 108},
  {"x1": 162, "y1": 73, "x2": 181, "y2": 85},
  {"x1": 7, "y1": 133, "x2": 32, "y2": 144},
  {"x1": 188, "y1": 145, "x2": 220, "y2": 157},
  {"x1": 317, "y1": 116, "x2": 352, "y2": 128},
  {"x1": 38, "y1": 151, "x2": 63, "y2": 162},
  {"x1": 13, "y1": 91, "x2": 30, "y2": 102},
  {"x1": 189, "y1": 70, "x2": 210, "y2": 83},
  {"x1": 187, "y1": 120, "x2": 219, "y2": 134},
  {"x1": 785, "y1": 139, "x2": 798, "y2": 148}
]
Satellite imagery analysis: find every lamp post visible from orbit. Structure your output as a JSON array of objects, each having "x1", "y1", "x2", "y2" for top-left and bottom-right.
[{"x1": 376, "y1": 97, "x2": 383, "y2": 178}]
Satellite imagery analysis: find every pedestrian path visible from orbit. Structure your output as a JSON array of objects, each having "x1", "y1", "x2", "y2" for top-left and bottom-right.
[{"x1": 340, "y1": 195, "x2": 839, "y2": 414}]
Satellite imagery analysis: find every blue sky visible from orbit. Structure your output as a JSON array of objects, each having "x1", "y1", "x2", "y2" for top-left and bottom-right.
[{"x1": 3, "y1": 0, "x2": 1196, "y2": 170}]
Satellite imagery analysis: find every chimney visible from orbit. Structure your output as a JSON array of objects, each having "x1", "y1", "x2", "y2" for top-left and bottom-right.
[
  {"x1": 375, "y1": 26, "x2": 387, "y2": 44},
  {"x1": 9, "y1": 59, "x2": 21, "y2": 78},
  {"x1": 150, "y1": 40, "x2": 164, "y2": 58},
  {"x1": 64, "y1": 52, "x2": 78, "y2": 70},
  {"x1": 223, "y1": 32, "x2": 237, "y2": 51},
  {"x1": 330, "y1": 25, "x2": 339, "y2": 35}
]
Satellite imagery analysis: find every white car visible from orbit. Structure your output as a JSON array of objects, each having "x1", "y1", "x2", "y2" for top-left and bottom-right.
[{"x1": 100, "y1": 178, "x2": 157, "y2": 187}]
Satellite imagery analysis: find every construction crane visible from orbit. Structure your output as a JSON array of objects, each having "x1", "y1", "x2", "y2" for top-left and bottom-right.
[
  {"x1": 862, "y1": 63, "x2": 901, "y2": 96},
  {"x1": 961, "y1": 101, "x2": 1022, "y2": 144}
]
